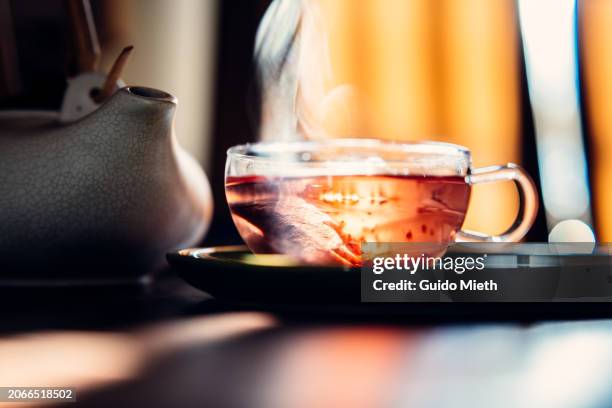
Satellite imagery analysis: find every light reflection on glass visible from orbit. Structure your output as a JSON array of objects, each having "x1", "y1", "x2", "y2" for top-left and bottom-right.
[{"x1": 517, "y1": 0, "x2": 593, "y2": 234}]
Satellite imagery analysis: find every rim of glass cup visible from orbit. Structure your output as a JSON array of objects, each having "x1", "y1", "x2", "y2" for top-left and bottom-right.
[{"x1": 226, "y1": 138, "x2": 471, "y2": 166}]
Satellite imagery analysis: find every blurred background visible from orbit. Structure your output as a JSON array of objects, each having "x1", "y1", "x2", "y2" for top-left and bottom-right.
[
  {"x1": 3, "y1": 3, "x2": 612, "y2": 407},
  {"x1": 1, "y1": 0, "x2": 610, "y2": 244}
]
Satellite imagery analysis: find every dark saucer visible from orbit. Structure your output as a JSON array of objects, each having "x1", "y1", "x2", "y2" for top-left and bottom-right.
[
  {"x1": 167, "y1": 245, "x2": 612, "y2": 320},
  {"x1": 167, "y1": 246, "x2": 359, "y2": 304}
]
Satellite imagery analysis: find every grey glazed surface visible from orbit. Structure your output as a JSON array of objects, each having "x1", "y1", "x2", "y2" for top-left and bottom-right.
[{"x1": 0, "y1": 87, "x2": 213, "y2": 280}]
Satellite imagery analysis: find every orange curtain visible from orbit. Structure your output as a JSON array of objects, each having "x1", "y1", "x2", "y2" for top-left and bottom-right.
[
  {"x1": 316, "y1": 0, "x2": 521, "y2": 236},
  {"x1": 581, "y1": 0, "x2": 612, "y2": 241}
]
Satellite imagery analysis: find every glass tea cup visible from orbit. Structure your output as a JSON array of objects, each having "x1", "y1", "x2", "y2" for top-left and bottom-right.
[{"x1": 225, "y1": 139, "x2": 538, "y2": 266}]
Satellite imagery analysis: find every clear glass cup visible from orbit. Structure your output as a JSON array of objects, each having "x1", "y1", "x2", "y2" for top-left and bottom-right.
[{"x1": 225, "y1": 139, "x2": 538, "y2": 266}]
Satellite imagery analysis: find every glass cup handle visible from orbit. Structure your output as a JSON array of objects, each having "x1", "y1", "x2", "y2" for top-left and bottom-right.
[{"x1": 455, "y1": 164, "x2": 539, "y2": 243}]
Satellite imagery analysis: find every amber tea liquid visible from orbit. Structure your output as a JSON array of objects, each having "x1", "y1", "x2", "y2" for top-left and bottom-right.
[{"x1": 226, "y1": 175, "x2": 470, "y2": 266}]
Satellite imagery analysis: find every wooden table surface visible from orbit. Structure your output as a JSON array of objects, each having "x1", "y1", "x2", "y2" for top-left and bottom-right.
[{"x1": 1, "y1": 272, "x2": 612, "y2": 408}]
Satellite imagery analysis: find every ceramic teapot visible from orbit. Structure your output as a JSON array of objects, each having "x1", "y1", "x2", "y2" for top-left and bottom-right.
[{"x1": 0, "y1": 85, "x2": 213, "y2": 283}]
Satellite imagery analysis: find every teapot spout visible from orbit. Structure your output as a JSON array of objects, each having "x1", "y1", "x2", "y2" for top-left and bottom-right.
[
  {"x1": 104, "y1": 86, "x2": 178, "y2": 121},
  {"x1": 124, "y1": 86, "x2": 177, "y2": 104},
  {"x1": 117, "y1": 86, "x2": 178, "y2": 117},
  {"x1": 79, "y1": 86, "x2": 179, "y2": 143}
]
